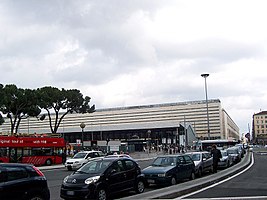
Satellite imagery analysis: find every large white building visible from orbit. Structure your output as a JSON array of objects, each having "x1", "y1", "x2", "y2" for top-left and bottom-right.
[{"x1": 0, "y1": 99, "x2": 240, "y2": 147}]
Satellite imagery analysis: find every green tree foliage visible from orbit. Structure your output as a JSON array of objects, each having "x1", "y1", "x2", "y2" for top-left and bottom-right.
[
  {"x1": 37, "y1": 86, "x2": 95, "y2": 134},
  {"x1": 0, "y1": 84, "x2": 41, "y2": 135}
]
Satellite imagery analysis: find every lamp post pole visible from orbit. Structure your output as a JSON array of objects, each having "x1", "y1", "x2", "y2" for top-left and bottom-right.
[
  {"x1": 80, "y1": 122, "x2": 86, "y2": 150},
  {"x1": 201, "y1": 73, "x2": 210, "y2": 140},
  {"x1": 147, "y1": 130, "x2": 151, "y2": 154}
]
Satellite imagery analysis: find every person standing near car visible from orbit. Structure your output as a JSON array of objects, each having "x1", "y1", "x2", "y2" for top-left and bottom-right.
[{"x1": 210, "y1": 144, "x2": 222, "y2": 173}]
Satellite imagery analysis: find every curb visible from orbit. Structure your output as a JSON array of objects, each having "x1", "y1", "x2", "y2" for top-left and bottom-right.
[{"x1": 121, "y1": 151, "x2": 252, "y2": 199}]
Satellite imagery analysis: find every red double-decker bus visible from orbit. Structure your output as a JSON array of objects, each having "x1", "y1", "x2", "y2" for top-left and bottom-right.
[{"x1": 0, "y1": 135, "x2": 66, "y2": 166}]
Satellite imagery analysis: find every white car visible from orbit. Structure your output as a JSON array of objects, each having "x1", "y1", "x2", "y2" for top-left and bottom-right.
[{"x1": 65, "y1": 150, "x2": 105, "y2": 171}]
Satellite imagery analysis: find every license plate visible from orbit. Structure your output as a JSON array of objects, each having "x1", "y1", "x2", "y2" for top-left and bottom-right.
[
  {"x1": 147, "y1": 179, "x2": 155, "y2": 183},
  {"x1": 66, "y1": 191, "x2": 75, "y2": 195}
]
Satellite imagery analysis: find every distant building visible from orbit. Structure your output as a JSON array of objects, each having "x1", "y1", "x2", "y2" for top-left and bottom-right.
[
  {"x1": 0, "y1": 99, "x2": 239, "y2": 149},
  {"x1": 252, "y1": 111, "x2": 267, "y2": 145}
]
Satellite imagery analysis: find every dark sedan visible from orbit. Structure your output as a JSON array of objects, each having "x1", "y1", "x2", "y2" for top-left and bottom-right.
[
  {"x1": 0, "y1": 163, "x2": 50, "y2": 200},
  {"x1": 142, "y1": 154, "x2": 195, "y2": 186},
  {"x1": 60, "y1": 157, "x2": 145, "y2": 200}
]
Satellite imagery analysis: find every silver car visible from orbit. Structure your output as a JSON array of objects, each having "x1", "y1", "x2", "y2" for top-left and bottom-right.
[
  {"x1": 218, "y1": 150, "x2": 234, "y2": 168},
  {"x1": 186, "y1": 151, "x2": 213, "y2": 177},
  {"x1": 227, "y1": 147, "x2": 241, "y2": 164}
]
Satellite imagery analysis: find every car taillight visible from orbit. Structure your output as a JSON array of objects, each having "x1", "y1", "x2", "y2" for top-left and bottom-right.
[{"x1": 33, "y1": 166, "x2": 45, "y2": 177}]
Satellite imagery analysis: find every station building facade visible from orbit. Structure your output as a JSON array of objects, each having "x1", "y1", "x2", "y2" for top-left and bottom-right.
[{"x1": 0, "y1": 99, "x2": 240, "y2": 150}]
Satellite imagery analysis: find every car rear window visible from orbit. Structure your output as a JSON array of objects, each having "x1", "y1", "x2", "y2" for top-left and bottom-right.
[
  {"x1": 0, "y1": 167, "x2": 5, "y2": 183},
  {"x1": 6, "y1": 166, "x2": 28, "y2": 181}
]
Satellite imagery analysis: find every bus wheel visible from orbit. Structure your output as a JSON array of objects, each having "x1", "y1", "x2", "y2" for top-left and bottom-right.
[{"x1": 45, "y1": 159, "x2": 52, "y2": 166}]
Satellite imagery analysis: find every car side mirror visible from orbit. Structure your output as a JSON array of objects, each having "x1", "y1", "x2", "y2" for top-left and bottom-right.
[{"x1": 202, "y1": 157, "x2": 207, "y2": 161}]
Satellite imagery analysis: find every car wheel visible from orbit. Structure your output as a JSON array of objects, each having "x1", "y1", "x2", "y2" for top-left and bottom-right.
[
  {"x1": 67, "y1": 166, "x2": 72, "y2": 171},
  {"x1": 45, "y1": 159, "x2": 52, "y2": 166},
  {"x1": 198, "y1": 168, "x2": 203, "y2": 177},
  {"x1": 190, "y1": 171, "x2": 195, "y2": 180},
  {"x1": 135, "y1": 179, "x2": 145, "y2": 193},
  {"x1": 96, "y1": 188, "x2": 107, "y2": 200},
  {"x1": 170, "y1": 176, "x2": 177, "y2": 185}
]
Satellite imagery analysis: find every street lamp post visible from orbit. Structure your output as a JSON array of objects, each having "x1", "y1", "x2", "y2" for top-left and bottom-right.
[
  {"x1": 80, "y1": 122, "x2": 86, "y2": 150},
  {"x1": 147, "y1": 130, "x2": 151, "y2": 154},
  {"x1": 201, "y1": 73, "x2": 210, "y2": 140}
]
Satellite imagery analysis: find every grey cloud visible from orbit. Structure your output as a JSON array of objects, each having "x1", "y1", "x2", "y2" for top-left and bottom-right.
[
  {"x1": 1, "y1": 0, "x2": 164, "y2": 85},
  {"x1": 156, "y1": 38, "x2": 262, "y2": 64}
]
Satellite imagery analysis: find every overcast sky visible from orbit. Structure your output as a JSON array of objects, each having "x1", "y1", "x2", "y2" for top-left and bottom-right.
[{"x1": 1, "y1": 0, "x2": 267, "y2": 136}]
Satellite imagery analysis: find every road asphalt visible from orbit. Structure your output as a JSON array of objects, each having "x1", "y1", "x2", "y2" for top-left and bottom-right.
[
  {"x1": 122, "y1": 150, "x2": 253, "y2": 200},
  {"x1": 37, "y1": 149, "x2": 253, "y2": 200}
]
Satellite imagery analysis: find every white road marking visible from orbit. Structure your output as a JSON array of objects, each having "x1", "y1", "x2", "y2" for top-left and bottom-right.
[
  {"x1": 175, "y1": 154, "x2": 255, "y2": 200},
  {"x1": 180, "y1": 197, "x2": 267, "y2": 200}
]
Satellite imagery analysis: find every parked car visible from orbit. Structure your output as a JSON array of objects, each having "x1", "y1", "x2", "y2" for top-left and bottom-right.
[
  {"x1": 218, "y1": 150, "x2": 234, "y2": 168},
  {"x1": 0, "y1": 163, "x2": 50, "y2": 200},
  {"x1": 186, "y1": 151, "x2": 213, "y2": 177},
  {"x1": 65, "y1": 150, "x2": 106, "y2": 171},
  {"x1": 235, "y1": 144, "x2": 246, "y2": 157},
  {"x1": 61, "y1": 157, "x2": 145, "y2": 200},
  {"x1": 142, "y1": 154, "x2": 195, "y2": 186},
  {"x1": 227, "y1": 147, "x2": 241, "y2": 164}
]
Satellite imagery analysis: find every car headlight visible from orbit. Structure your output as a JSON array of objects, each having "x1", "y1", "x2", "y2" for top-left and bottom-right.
[
  {"x1": 74, "y1": 161, "x2": 80, "y2": 164},
  {"x1": 63, "y1": 176, "x2": 69, "y2": 183},
  {"x1": 158, "y1": 173, "x2": 166, "y2": 177},
  {"x1": 85, "y1": 176, "x2": 100, "y2": 185}
]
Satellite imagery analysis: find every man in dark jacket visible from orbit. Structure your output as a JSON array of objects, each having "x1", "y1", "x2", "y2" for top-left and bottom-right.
[{"x1": 210, "y1": 144, "x2": 222, "y2": 173}]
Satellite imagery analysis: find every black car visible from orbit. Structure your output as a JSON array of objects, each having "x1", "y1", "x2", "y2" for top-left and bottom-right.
[
  {"x1": 142, "y1": 154, "x2": 195, "y2": 186},
  {"x1": 60, "y1": 157, "x2": 145, "y2": 200},
  {"x1": 0, "y1": 163, "x2": 50, "y2": 200}
]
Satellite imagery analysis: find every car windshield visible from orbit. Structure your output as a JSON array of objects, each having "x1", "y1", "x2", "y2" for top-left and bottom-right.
[
  {"x1": 152, "y1": 157, "x2": 176, "y2": 166},
  {"x1": 73, "y1": 152, "x2": 87, "y2": 159},
  {"x1": 78, "y1": 160, "x2": 112, "y2": 174},
  {"x1": 191, "y1": 154, "x2": 201, "y2": 161}
]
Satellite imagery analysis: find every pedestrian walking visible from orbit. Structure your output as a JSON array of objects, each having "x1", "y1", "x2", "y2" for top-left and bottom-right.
[
  {"x1": 210, "y1": 144, "x2": 222, "y2": 173},
  {"x1": 62, "y1": 150, "x2": 67, "y2": 164}
]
